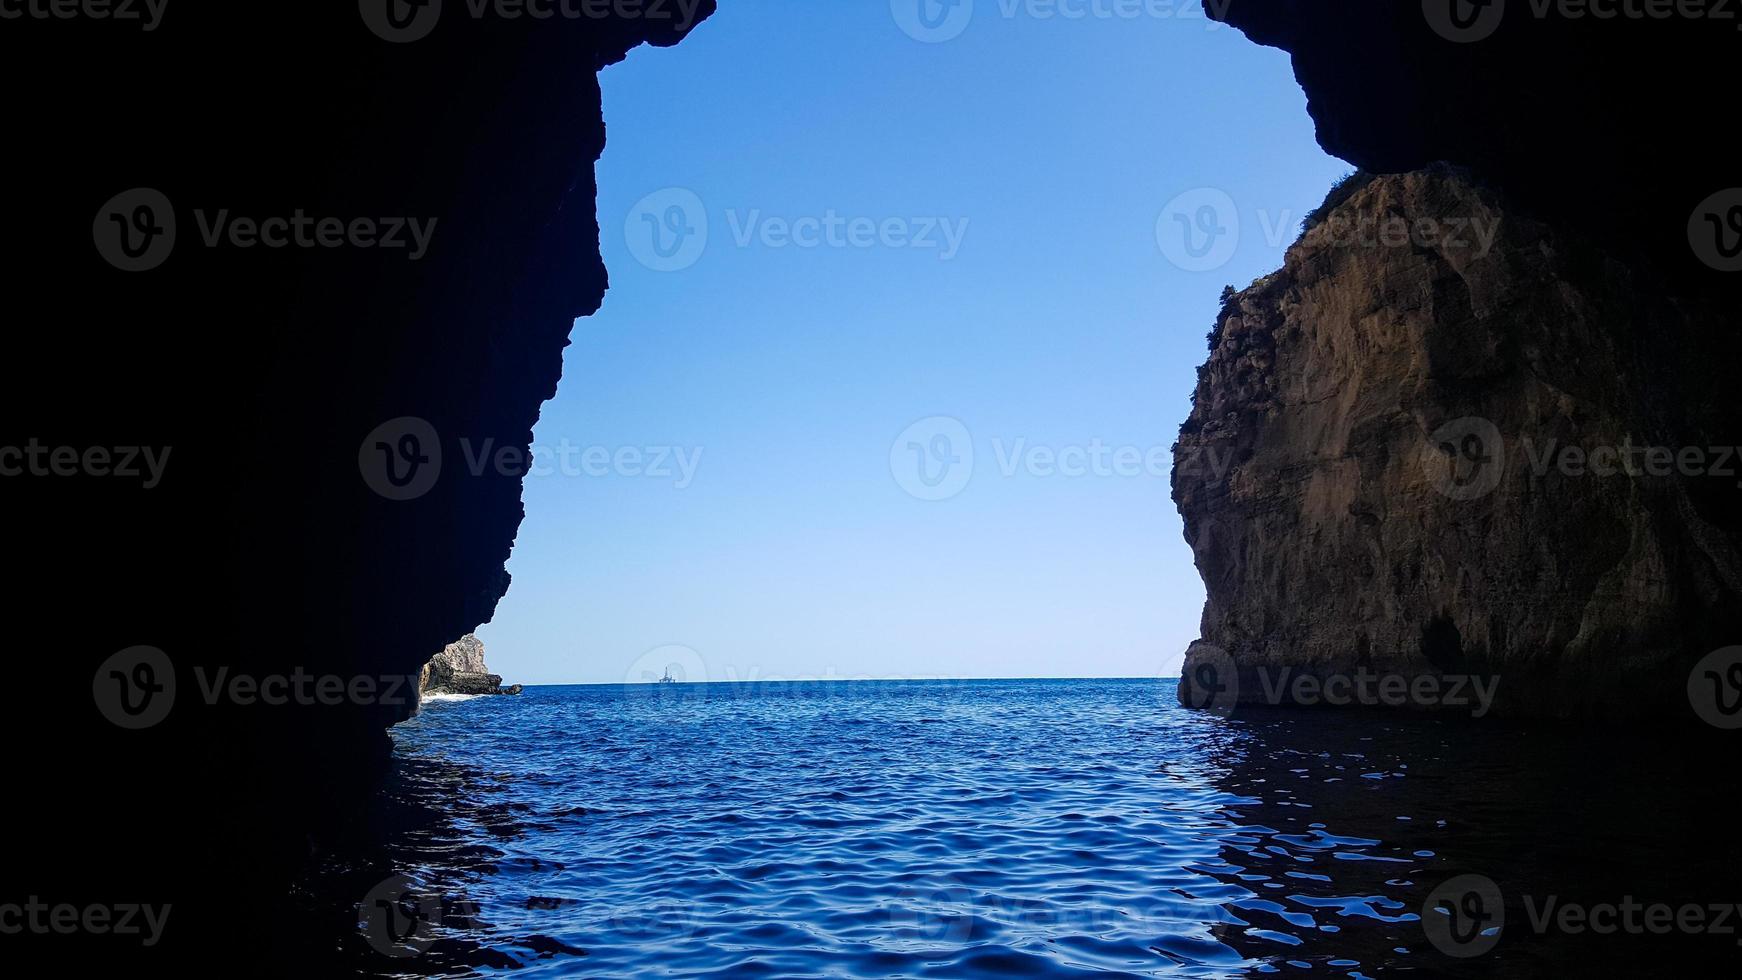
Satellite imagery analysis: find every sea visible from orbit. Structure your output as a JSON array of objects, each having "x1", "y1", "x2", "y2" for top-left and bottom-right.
[{"x1": 293, "y1": 678, "x2": 1739, "y2": 977}]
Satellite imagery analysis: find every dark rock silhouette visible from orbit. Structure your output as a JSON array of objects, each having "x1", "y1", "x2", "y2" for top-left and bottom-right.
[
  {"x1": 1, "y1": 3, "x2": 713, "y2": 968},
  {"x1": 1207, "y1": 0, "x2": 1740, "y2": 286}
]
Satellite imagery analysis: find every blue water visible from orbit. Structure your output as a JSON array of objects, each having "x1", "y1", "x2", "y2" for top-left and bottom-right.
[{"x1": 301, "y1": 679, "x2": 1737, "y2": 976}]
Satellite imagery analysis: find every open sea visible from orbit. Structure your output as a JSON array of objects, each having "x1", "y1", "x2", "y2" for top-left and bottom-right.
[{"x1": 295, "y1": 678, "x2": 1738, "y2": 977}]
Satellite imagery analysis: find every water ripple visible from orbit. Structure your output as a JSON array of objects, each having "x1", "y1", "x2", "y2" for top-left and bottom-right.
[{"x1": 290, "y1": 678, "x2": 1740, "y2": 977}]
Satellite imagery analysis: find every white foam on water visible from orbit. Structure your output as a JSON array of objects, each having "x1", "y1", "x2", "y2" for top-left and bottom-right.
[{"x1": 420, "y1": 692, "x2": 483, "y2": 704}]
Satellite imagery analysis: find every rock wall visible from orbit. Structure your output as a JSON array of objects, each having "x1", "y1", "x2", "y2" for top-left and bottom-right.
[
  {"x1": 1, "y1": 4, "x2": 713, "y2": 967},
  {"x1": 1171, "y1": 1, "x2": 1742, "y2": 719},
  {"x1": 1174, "y1": 167, "x2": 1741, "y2": 719}
]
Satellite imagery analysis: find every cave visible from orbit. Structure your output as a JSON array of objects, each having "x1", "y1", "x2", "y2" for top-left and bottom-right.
[{"x1": 4, "y1": 0, "x2": 1739, "y2": 971}]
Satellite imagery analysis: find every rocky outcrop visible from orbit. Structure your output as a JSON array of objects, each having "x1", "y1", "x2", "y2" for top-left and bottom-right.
[
  {"x1": 418, "y1": 634, "x2": 521, "y2": 696},
  {"x1": 1174, "y1": 167, "x2": 1742, "y2": 719}
]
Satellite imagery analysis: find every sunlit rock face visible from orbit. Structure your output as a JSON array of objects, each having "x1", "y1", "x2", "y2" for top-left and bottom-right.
[
  {"x1": 1175, "y1": 3, "x2": 1742, "y2": 718},
  {"x1": 419, "y1": 634, "x2": 518, "y2": 696},
  {"x1": 2, "y1": 4, "x2": 712, "y2": 966},
  {"x1": 1174, "y1": 167, "x2": 1741, "y2": 719}
]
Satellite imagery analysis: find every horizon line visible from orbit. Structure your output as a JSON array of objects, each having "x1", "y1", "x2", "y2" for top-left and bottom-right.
[{"x1": 499, "y1": 675, "x2": 1183, "y2": 687}]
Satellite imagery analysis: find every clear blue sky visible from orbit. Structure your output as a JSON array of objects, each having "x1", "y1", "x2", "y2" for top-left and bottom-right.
[{"x1": 476, "y1": 0, "x2": 1347, "y2": 685}]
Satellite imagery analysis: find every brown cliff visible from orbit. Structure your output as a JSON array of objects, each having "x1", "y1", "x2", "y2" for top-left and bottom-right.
[{"x1": 1174, "y1": 167, "x2": 1742, "y2": 720}]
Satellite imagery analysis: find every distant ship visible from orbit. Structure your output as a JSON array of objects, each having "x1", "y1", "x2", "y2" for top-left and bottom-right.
[{"x1": 659, "y1": 667, "x2": 678, "y2": 684}]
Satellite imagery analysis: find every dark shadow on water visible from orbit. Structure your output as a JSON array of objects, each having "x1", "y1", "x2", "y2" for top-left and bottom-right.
[
  {"x1": 283, "y1": 746, "x2": 587, "y2": 975},
  {"x1": 1193, "y1": 705, "x2": 1742, "y2": 976}
]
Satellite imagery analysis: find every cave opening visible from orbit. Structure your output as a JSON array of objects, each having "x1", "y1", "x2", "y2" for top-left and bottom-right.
[{"x1": 472, "y1": 0, "x2": 1348, "y2": 691}]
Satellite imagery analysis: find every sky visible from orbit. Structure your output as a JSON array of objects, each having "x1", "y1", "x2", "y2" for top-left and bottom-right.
[{"x1": 476, "y1": 0, "x2": 1348, "y2": 686}]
